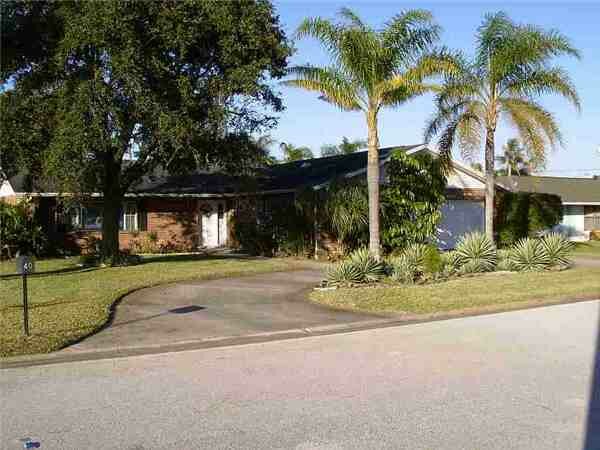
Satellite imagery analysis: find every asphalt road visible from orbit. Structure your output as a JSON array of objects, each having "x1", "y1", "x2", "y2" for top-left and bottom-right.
[{"x1": 2, "y1": 300, "x2": 600, "y2": 450}]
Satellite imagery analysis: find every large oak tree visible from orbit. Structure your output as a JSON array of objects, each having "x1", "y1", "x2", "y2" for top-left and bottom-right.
[{"x1": 1, "y1": 0, "x2": 291, "y2": 262}]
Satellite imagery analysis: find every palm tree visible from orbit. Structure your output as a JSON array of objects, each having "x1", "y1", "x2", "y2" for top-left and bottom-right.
[
  {"x1": 425, "y1": 12, "x2": 580, "y2": 240},
  {"x1": 496, "y1": 138, "x2": 528, "y2": 176},
  {"x1": 280, "y1": 142, "x2": 314, "y2": 162},
  {"x1": 285, "y1": 8, "x2": 453, "y2": 258}
]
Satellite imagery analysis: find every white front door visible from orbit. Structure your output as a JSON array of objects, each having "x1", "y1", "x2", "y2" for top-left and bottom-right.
[{"x1": 200, "y1": 201, "x2": 227, "y2": 248}]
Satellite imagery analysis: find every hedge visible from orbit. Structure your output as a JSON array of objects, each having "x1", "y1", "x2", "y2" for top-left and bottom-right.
[{"x1": 495, "y1": 191, "x2": 563, "y2": 247}]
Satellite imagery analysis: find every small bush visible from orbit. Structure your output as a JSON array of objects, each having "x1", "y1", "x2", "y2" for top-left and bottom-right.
[
  {"x1": 508, "y1": 238, "x2": 549, "y2": 272},
  {"x1": 388, "y1": 244, "x2": 445, "y2": 283},
  {"x1": 455, "y1": 232, "x2": 497, "y2": 272},
  {"x1": 388, "y1": 254, "x2": 419, "y2": 284},
  {"x1": 540, "y1": 233, "x2": 574, "y2": 268},
  {"x1": 439, "y1": 250, "x2": 460, "y2": 276},
  {"x1": 496, "y1": 249, "x2": 517, "y2": 272}
]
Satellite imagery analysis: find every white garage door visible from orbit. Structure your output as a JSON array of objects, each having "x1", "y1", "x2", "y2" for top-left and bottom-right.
[{"x1": 437, "y1": 200, "x2": 485, "y2": 249}]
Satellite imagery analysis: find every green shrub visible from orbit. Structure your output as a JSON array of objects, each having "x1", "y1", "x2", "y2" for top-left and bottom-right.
[
  {"x1": 455, "y1": 232, "x2": 497, "y2": 272},
  {"x1": 388, "y1": 244, "x2": 444, "y2": 283},
  {"x1": 439, "y1": 250, "x2": 460, "y2": 276},
  {"x1": 0, "y1": 199, "x2": 48, "y2": 258},
  {"x1": 380, "y1": 150, "x2": 447, "y2": 252},
  {"x1": 508, "y1": 238, "x2": 549, "y2": 272},
  {"x1": 496, "y1": 249, "x2": 517, "y2": 271},
  {"x1": 540, "y1": 233, "x2": 574, "y2": 268},
  {"x1": 327, "y1": 260, "x2": 365, "y2": 285},
  {"x1": 232, "y1": 219, "x2": 277, "y2": 256},
  {"x1": 496, "y1": 192, "x2": 562, "y2": 247},
  {"x1": 388, "y1": 254, "x2": 418, "y2": 284}
]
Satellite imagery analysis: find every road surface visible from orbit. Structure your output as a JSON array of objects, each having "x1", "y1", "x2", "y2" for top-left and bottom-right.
[{"x1": 2, "y1": 300, "x2": 600, "y2": 449}]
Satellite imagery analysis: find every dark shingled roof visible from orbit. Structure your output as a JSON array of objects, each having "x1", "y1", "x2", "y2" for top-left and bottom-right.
[
  {"x1": 8, "y1": 145, "x2": 423, "y2": 195},
  {"x1": 497, "y1": 175, "x2": 600, "y2": 203}
]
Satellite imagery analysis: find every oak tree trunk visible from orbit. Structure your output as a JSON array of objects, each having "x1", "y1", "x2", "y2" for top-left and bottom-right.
[
  {"x1": 101, "y1": 159, "x2": 123, "y2": 265},
  {"x1": 366, "y1": 111, "x2": 380, "y2": 259},
  {"x1": 484, "y1": 127, "x2": 496, "y2": 241}
]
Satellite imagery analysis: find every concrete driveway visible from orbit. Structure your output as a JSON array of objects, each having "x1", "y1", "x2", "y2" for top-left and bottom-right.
[{"x1": 65, "y1": 270, "x2": 375, "y2": 354}]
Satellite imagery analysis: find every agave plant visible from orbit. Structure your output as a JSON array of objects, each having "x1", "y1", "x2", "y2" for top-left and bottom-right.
[
  {"x1": 509, "y1": 238, "x2": 550, "y2": 272},
  {"x1": 388, "y1": 254, "x2": 418, "y2": 284},
  {"x1": 540, "y1": 233, "x2": 574, "y2": 268},
  {"x1": 326, "y1": 260, "x2": 364, "y2": 285},
  {"x1": 348, "y1": 248, "x2": 386, "y2": 282},
  {"x1": 455, "y1": 232, "x2": 497, "y2": 272},
  {"x1": 440, "y1": 250, "x2": 461, "y2": 275}
]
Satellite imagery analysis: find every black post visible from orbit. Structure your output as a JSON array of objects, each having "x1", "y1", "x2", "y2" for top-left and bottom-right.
[{"x1": 22, "y1": 273, "x2": 29, "y2": 336}]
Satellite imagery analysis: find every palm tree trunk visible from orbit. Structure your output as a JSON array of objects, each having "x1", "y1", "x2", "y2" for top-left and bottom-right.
[
  {"x1": 366, "y1": 110, "x2": 380, "y2": 259},
  {"x1": 484, "y1": 127, "x2": 496, "y2": 241}
]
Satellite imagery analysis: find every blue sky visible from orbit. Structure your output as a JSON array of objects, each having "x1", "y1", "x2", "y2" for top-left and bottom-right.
[{"x1": 269, "y1": 1, "x2": 600, "y2": 176}]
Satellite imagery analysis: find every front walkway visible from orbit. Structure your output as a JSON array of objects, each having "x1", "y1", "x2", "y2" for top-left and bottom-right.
[{"x1": 63, "y1": 270, "x2": 376, "y2": 354}]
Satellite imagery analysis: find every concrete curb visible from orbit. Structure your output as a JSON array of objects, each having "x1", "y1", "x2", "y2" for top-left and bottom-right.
[{"x1": 2, "y1": 298, "x2": 599, "y2": 370}]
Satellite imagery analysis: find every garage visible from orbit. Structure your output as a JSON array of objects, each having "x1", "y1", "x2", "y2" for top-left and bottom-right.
[{"x1": 437, "y1": 199, "x2": 485, "y2": 249}]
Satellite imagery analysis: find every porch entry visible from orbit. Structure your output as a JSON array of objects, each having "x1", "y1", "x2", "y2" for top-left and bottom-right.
[{"x1": 199, "y1": 200, "x2": 227, "y2": 248}]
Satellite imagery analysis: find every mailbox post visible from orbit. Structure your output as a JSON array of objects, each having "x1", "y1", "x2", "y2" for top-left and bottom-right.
[{"x1": 16, "y1": 255, "x2": 35, "y2": 336}]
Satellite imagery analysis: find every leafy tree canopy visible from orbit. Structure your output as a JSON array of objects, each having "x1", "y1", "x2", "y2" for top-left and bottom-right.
[
  {"x1": 320, "y1": 136, "x2": 366, "y2": 157},
  {"x1": 322, "y1": 150, "x2": 447, "y2": 252},
  {"x1": 279, "y1": 142, "x2": 314, "y2": 162},
  {"x1": 1, "y1": 0, "x2": 291, "y2": 260}
]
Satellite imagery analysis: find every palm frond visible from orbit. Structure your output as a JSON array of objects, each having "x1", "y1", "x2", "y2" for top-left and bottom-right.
[
  {"x1": 295, "y1": 16, "x2": 343, "y2": 65},
  {"x1": 501, "y1": 98, "x2": 563, "y2": 162},
  {"x1": 502, "y1": 67, "x2": 581, "y2": 112},
  {"x1": 382, "y1": 9, "x2": 441, "y2": 59},
  {"x1": 284, "y1": 65, "x2": 363, "y2": 111}
]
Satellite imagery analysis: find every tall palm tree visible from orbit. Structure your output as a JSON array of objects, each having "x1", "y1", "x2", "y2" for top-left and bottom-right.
[
  {"x1": 285, "y1": 8, "x2": 453, "y2": 258},
  {"x1": 425, "y1": 12, "x2": 580, "y2": 240},
  {"x1": 496, "y1": 138, "x2": 527, "y2": 176}
]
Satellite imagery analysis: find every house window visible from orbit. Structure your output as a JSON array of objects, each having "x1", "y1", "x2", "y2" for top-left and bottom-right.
[
  {"x1": 120, "y1": 202, "x2": 138, "y2": 232},
  {"x1": 56, "y1": 202, "x2": 139, "y2": 232},
  {"x1": 82, "y1": 205, "x2": 103, "y2": 230}
]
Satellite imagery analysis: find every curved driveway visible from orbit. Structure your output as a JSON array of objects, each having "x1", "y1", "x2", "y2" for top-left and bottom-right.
[{"x1": 66, "y1": 270, "x2": 376, "y2": 354}]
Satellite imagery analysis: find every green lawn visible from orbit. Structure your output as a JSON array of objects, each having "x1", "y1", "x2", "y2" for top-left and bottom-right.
[
  {"x1": 311, "y1": 267, "x2": 600, "y2": 316},
  {"x1": 573, "y1": 241, "x2": 600, "y2": 258},
  {"x1": 0, "y1": 255, "x2": 319, "y2": 357}
]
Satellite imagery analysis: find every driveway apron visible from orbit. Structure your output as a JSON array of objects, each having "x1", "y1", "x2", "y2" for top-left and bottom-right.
[{"x1": 65, "y1": 270, "x2": 375, "y2": 353}]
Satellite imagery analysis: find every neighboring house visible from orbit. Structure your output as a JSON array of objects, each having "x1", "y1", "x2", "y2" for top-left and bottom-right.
[
  {"x1": 497, "y1": 175, "x2": 600, "y2": 241},
  {"x1": 0, "y1": 145, "x2": 502, "y2": 252}
]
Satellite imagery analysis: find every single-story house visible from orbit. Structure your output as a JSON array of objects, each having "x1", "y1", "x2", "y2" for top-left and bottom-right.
[
  {"x1": 1, "y1": 144, "x2": 503, "y2": 252},
  {"x1": 497, "y1": 175, "x2": 600, "y2": 241}
]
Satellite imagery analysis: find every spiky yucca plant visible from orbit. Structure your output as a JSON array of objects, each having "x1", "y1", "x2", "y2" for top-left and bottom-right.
[
  {"x1": 455, "y1": 232, "x2": 497, "y2": 272},
  {"x1": 509, "y1": 238, "x2": 550, "y2": 272},
  {"x1": 348, "y1": 247, "x2": 386, "y2": 282},
  {"x1": 327, "y1": 260, "x2": 364, "y2": 285},
  {"x1": 540, "y1": 232, "x2": 574, "y2": 268}
]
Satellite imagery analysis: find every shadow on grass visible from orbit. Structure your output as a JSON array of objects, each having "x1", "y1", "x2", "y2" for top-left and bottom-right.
[
  {"x1": 138, "y1": 252, "x2": 261, "y2": 265},
  {"x1": 0, "y1": 265, "x2": 99, "y2": 280}
]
